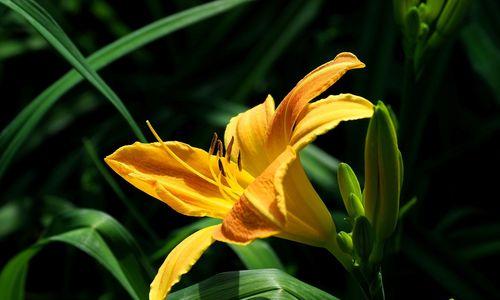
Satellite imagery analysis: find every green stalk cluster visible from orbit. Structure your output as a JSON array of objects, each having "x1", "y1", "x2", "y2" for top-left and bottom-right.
[
  {"x1": 336, "y1": 101, "x2": 403, "y2": 299},
  {"x1": 393, "y1": 0, "x2": 471, "y2": 70}
]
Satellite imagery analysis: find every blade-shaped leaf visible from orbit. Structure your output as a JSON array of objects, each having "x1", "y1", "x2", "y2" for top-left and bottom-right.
[
  {"x1": 0, "y1": 209, "x2": 152, "y2": 300},
  {"x1": 169, "y1": 269, "x2": 339, "y2": 300},
  {"x1": 0, "y1": 0, "x2": 145, "y2": 141}
]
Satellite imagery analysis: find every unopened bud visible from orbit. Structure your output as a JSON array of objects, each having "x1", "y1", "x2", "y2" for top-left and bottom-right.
[
  {"x1": 352, "y1": 216, "x2": 374, "y2": 263},
  {"x1": 405, "y1": 6, "x2": 421, "y2": 41},
  {"x1": 349, "y1": 193, "x2": 365, "y2": 219},
  {"x1": 393, "y1": 0, "x2": 419, "y2": 25},
  {"x1": 423, "y1": 0, "x2": 446, "y2": 23},
  {"x1": 338, "y1": 163, "x2": 362, "y2": 218},
  {"x1": 436, "y1": 0, "x2": 470, "y2": 37},
  {"x1": 336, "y1": 231, "x2": 353, "y2": 255},
  {"x1": 363, "y1": 101, "x2": 402, "y2": 241}
]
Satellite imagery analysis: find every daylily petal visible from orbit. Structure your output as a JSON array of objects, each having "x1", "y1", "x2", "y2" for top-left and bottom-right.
[
  {"x1": 266, "y1": 53, "x2": 365, "y2": 158},
  {"x1": 213, "y1": 148, "x2": 296, "y2": 244},
  {"x1": 275, "y1": 155, "x2": 336, "y2": 247},
  {"x1": 150, "y1": 224, "x2": 219, "y2": 300},
  {"x1": 212, "y1": 195, "x2": 280, "y2": 245},
  {"x1": 105, "y1": 142, "x2": 253, "y2": 219},
  {"x1": 290, "y1": 94, "x2": 374, "y2": 150},
  {"x1": 224, "y1": 95, "x2": 275, "y2": 176}
]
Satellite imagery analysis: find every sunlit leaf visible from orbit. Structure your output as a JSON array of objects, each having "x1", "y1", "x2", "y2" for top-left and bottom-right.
[
  {"x1": 169, "y1": 269, "x2": 339, "y2": 300},
  {"x1": 0, "y1": 209, "x2": 152, "y2": 300}
]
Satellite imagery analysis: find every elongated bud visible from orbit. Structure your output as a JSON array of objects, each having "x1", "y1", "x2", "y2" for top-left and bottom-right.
[
  {"x1": 336, "y1": 231, "x2": 353, "y2": 255},
  {"x1": 436, "y1": 0, "x2": 470, "y2": 37},
  {"x1": 349, "y1": 193, "x2": 365, "y2": 219},
  {"x1": 393, "y1": 0, "x2": 419, "y2": 25},
  {"x1": 425, "y1": 0, "x2": 470, "y2": 53},
  {"x1": 423, "y1": 0, "x2": 446, "y2": 23},
  {"x1": 404, "y1": 6, "x2": 421, "y2": 41},
  {"x1": 363, "y1": 101, "x2": 402, "y2": 241},
  {"x1": 352, "y1": 216, "x2": 374, "y2": 263},
  {"x1": 338, "y1": 163, "x2": 362, "y2": 217}
]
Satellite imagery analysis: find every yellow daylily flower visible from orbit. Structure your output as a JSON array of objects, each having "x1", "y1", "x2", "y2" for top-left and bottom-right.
[{"x1": 105, "y1": 52, "x2": 374, "y2": 300}]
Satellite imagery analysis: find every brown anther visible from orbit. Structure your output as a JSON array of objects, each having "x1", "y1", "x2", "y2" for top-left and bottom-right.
[
  {"x1": 226, "y1": 136, "x2": 234, "y2": 162},
  {"x1": 217, "y1": 140, "x2": 224, "y2": 157},
  {"x1": 217, "y1": 159, "x2": 227, "y2": 177},
  {"x1": 208, "y1": 132, "x2": 218, "y2": 155},
  {"x1": 237, "y1": 151, "x2": 242, "y2": 171}
]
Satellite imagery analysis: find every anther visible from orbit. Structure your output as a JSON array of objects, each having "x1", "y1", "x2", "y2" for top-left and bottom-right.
[
  {"x1": 208, "y1": 132, "x2": 218, "y2": 155},
  {"x1": 237, "y1": 151, "x2": 242, "y2": 171},
  {"x1": 217, "y1": 159, "x2": 227, "y2": 176},
  {"x1": 217, "y1": 140, "x2": 224, "y2": 157},
  {"x1": 226, "y1": 136, "x2": 234, "y2": 162}
]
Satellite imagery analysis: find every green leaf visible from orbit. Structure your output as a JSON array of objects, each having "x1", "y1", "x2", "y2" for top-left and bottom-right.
[
  {"x1": 229, "y1": 240, "x2": 285, "y2": 270},
  {"x1": 0, "y1": 247, "x2": 39, "y2": 300},
  {"x1": 461, "y1": 23, "x2": 500, "y2": 103},
  {"x1": 0, "y1": 209, "x2": 152, "y2": 300},
  {"x1": 0, "y1": 0, "x2": 253, "y2": 182},
  {"x1": 169, "y1": 269, "x2": 339, "y2": 300},
  {"x1": 0, "y1": 0, "x2": 145, "y2": 141}
]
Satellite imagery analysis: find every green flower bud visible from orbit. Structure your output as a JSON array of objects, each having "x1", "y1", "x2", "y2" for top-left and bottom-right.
[
  {"x1": 352, "y1": 216, "x2": 374, "y2": 263},
  {"x1": 404, "y1": 6, "x2": 421, "y2": 41},
  {"x1": 422, "y1": 0, "x2": 446, "y2": 23},
  {"x1": 349, "y1": 193, "x2": 365, "y2": 219},
  {"x1": 436, "y1": 0, "x2": 471, "y2": 37},
  {"x1": 418, "y1": 22, "x2": 429, "y2": 41},
  {"x1": 393, "y1": 0, "x2": 419, "y2": 25},
  {"x1": 338, "y1": 163, "x2": 363, "y2": 217},
  {"x1": 336, "y1": 231, "x2": 354, "y2": 255},
  {"x1": 363, "y1": 101, "x2": 402, "y2": 241},
  {"x1": 398, "y1": 150, "x2": 404, "y2": 194}
]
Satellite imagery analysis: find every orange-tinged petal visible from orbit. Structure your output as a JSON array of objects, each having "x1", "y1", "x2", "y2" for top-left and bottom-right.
[
  {"x1": 105, "y1": 142, "x2": 253, "y2": 219},
  {"x1": 224, "y1": 95, "x2": 275, "y2": 176},
  {"x1": 149, "y1": 225, "x2": 219, "y2": 300},
  {"x1": 213, "y1": 148, "x2": 297, "y2": 244},
  {"x1": 213, "y1": 195, "x2": 280, "y2": 244},
  {"x1": 275, "y1": 155, "x2": 336, "y2": 247},
  {"x1": 290, "y1": 94, "x2": 374, "y2": 150},
  {"x1": 266, "y1": 53, "x2": 365, "y2": 158}
]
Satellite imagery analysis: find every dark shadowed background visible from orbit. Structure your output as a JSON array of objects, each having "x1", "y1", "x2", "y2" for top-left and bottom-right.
[{"x1": 0, "y1": 0, "x2": 499, "y2": 299}]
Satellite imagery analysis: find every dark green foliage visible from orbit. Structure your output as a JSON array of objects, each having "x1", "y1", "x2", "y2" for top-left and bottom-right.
[{"x1": 0, "y1": 0, "x2": 498, "y2": 299}]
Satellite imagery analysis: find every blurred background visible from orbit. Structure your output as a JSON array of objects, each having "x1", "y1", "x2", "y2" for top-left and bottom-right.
[{"x1": 0, "y1": 0, "x2": 499, "y2": 299}]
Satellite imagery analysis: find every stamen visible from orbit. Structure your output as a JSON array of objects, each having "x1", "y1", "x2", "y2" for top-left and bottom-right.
[
  {"x1": 208, "y1": 132, "x2": 218, "y2": 156},
  {"x1": 207, "y1": 154, "x2": 239, "y2": 201},
  {"x1": 226, "y1": 136, "x2": 234, "y2": 162},
  {"x1": 216, "y1": 172, "x2": 239, "y2": 202},
  {"x1": 217, "y1": 159, "x2": 227, "y2": 177},
  {"x1": 220, "y1": 158, "x2": 245, "y2": 194},
  {"x1": 237, "y1": 151, "x2": 242, "y2": 171},
  {"x1": 217, "y1": 140, "x2": 224, "y2": 157}
]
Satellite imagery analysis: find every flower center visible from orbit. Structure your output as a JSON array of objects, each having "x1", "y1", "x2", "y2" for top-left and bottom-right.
[{"x1": 146, "y1": 121, "x2": 250, "y2": 203}]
